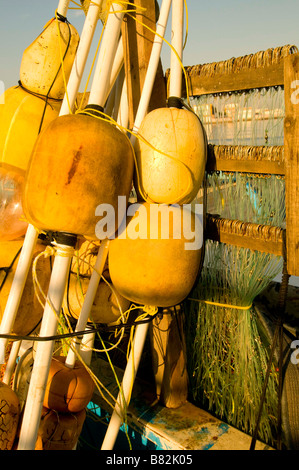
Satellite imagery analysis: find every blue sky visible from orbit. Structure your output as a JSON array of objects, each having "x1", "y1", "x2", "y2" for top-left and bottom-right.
[{"x1": 0, "y1": 0, "x2": 299, "y2": 90}]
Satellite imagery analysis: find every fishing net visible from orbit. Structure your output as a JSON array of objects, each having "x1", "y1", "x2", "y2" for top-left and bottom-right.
[{"x1": 184, "y1": 51, "x2": 291, "y2": 446}]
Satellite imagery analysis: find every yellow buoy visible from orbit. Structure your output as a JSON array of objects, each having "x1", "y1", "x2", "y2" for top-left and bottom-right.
[
  {"x1": 66, "y1": 241, "x2": 131, "y2": 324},
  {"x1": 0, "y1": 382, "x2": 20, "y2": 450},
  {"x1": 108, "y1": 202, "x2": 203, "y2": 307},
  {"x1": 0, "y1": 86, "x2": 61, "y2": 173},
  {"x1": 0, "y1": 239, "x2": 52, "y2": 336},
  {"x1": 20, "y1": 17, "x2": 80, "y2": 100},
  {"x1": 134, "y1": 106, "x2": 207, "y2": 204},
  {"x1": 22, "y1": 112, "x2": 134, "y2": 239}
]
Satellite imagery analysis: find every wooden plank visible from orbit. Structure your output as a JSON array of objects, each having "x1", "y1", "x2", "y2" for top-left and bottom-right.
[
  {"x1": 206, "y1": 145, "x2": 285, "y2": 174},
  {"x1": 284, "y1": 53, "x2": 299, "y2": 276},
  {"x1": 149, "y1": 307, "x2": 188, "y2": 408},
  {"x1": 121, "y1": 0, "x2": 166, "y2": 128},
  {"x1": 206, "y1": 215, "x2": 285, "y2": 256},
  {"x1": 181, "y1": 60, "x2": 285, "y2": 97}
]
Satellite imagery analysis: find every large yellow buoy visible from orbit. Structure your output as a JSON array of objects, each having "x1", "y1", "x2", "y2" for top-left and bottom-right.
[
  {"x1": 66, "y1": 241, "x2": 131, "y2": 324},
  {"x1": 0, "y1": 239, "x2": 52, "y2": 336},
  {"x1": 0, "y1": 382, "x2": 20, "y2": 450},
  {"x1": 108, "y1": 202, "x2": 203, "y2": 307},
  {"x1": 20, "y1": 17, "x2": 80, "y2": 100},
  {"x1": 0, "y1": 86, "x2": 61, "y2": 173},
  {"x1": 134, "y1": 106, "x2": 207, "y2": 204},
  {"x1": 22, "y1": 112, "x2": 134, "y2": 239}
]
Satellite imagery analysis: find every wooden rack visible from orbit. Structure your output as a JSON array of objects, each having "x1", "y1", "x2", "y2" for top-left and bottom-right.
[{"x1": 181, "y1": 46, "x2": 299, "y2": 276}]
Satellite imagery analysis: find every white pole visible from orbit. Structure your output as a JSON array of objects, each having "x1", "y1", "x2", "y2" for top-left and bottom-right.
[
  {"x1": 17, "y1": 240, "x2": 76, "y2": 450},
  {"x1": 57, "y1": 0, "x2": 71, "y2": 17},
  {"x1": 168, "y1": 0, "x2": 184, "y2": 99},
  {"x1": 101, "y1": 322, "x2": 149, "y2": 450},
  {"x1": 105, "y1": 38, "x2": 124, "y2": 104},
  {"x1": 64, "y1": 240, "x2": 109, "y2": 367},
  {"x1": 131, "y1": 0, "x2": 172, "y2": 145},
  {"x1": 0, "y1": 224, "x2": 39, "y2": 364},
  {"x1": 88, "y1": 3, "x2": 125, "y2": 106},
  {"x1": 2, "y1": 340, "x2": 21, "y2": 385},
  {"x1": 60, "y1": 0, "x2": 104, "y2": 116}
]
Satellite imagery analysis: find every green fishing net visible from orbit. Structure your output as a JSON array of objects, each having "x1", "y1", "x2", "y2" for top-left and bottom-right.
[{"x1": 185, "y1": 86, "x2": 286, "y2": 446}]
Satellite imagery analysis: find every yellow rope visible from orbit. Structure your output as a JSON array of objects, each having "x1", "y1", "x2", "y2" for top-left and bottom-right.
[{"x1": 188, "y1": 297, "x2": 253, "y2": 311}]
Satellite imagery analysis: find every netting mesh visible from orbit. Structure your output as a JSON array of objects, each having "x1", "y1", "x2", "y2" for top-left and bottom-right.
[{"x1": 185, "y1": 80, "x2": 287, "y2": 446}]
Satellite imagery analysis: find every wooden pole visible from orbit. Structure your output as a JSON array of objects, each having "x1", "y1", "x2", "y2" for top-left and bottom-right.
[
  {"x1": 284, "y1": 52, "x2": 299, "y2": 276},
  {"x1": 121, "y1": 0, "x2": 166, "y2": 129}
]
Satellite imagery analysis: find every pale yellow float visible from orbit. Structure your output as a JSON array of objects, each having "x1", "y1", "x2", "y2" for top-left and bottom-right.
[
  {"x1": 20, "y1": 16, "x2": 80, "y2": 100},
  {"x1": 134, "y1": 107, "x2": 207, "y2": 204}
]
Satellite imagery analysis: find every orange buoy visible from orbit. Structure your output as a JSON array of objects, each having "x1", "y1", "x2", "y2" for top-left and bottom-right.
[
  {"x1": 134, "y1": 106, "x2": 207, "y2": 204},
  {"x1": 43, "y1": 355, "x2": 95, "y2": 413},
  {"x1": 108, "y1": 202, "x2": 203, "y2": 307},
  {"x1": 0, "y1": 382, "x2": 20, "y2": 450},
  {"x1": 22, "y1": 112, "x2": 134, "y2": 239}
]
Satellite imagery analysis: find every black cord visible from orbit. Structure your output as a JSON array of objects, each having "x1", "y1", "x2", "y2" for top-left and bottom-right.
[
  {"x1": 0, "y1": 311, "x2": 161, "y2": 343},
  {"x1": 0, "y1": 247, "x2": 22, "y2": 292}
]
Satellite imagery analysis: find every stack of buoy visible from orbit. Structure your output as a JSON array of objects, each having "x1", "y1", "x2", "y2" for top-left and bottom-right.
[
  {"x1": 108, "y1": 105, "x2": 207, "y2": 309},
  {"x1": 108, "y1": 0, "x2": 207, "y2": 310},
  {"x1": 0, "y1": 7, "x2": 81, "y2": 451}
]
